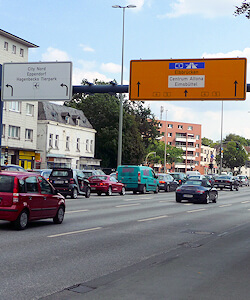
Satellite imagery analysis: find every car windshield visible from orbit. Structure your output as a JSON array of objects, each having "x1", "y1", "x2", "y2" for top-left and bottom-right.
[
  {"x1": 0, "y1": 175, "x2": 14, "y2": 192},
  {"x1": 51, "y1": 170, "x2": 69, "y2": 177},
  {"x1": 170, "y1": 174, "x2": 180, "y2": 179},
  {"x1": 218, "y1": 175, "x2": 231, "y2": 180},
  {"x1": 184, "y1": 180, "x2": 202, "y2": 186},
  {"x1": 158, "y1": 175, "x2": 165, "y2": 180},
  {"x1": 187, "y1": 176, "x2": 200, "y2": 180},
  {"x1": 91, "y1": 176, "x2": 108, "y2": 180}
]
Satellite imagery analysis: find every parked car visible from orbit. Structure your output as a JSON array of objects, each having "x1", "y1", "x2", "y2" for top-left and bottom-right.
[
  {"x1": 81, "y1": 169, "x2": 105, "y2": 179},
  {"x1": 238, "y1": 175, "x2": 249, "y2": 187},
  {"x1": 157, "y1": 173, "x2": 178, "y2": 192},
  {"x1": 32, "y1": 169, "x2": 52, "y2": 181},
  {"x1": 204, "y1": 175, "x2": 215, "y2": 186},
  {"x1": 1, "y1": 164, "x2": 26, "y2": 172},
  {"x1": 89, "y1": 175, "x2": 125, "y2": 196},
  {"x1": 49, "y1": 168, "x2": 91, "y2": 198},
  {"x1": 169, "y1": 172, "x2": 187, "y2": 185},
  {"x1": 213, "y1": 175, "x2": 239, "y2": 191},
  {"x1": 176, "y1": 179, "x2": 218, "y2": 204},
  {"x1": 0, "y1": 170, "x2": 65, "y2": 230},
  {"x1": 117, "y1": 165, "x2": 159, "y2": 194},
  {"x1": 186, "y1": 175, "x2": 205, "y2": 181}
]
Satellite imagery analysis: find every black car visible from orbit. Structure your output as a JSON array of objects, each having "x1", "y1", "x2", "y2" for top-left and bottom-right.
[
  {"x1": 176, "y1": 179, "x2": 218, "y2": 204},
  {"x1": 169, "y1": 172, "x2": 187, "y2": 185},
  {"x1": 49, "y1": 168, "x2": 91, "y2": 198},
  {"x1": 213, "y1": 175, "x2": 239, "y2": 191},
  {"x1": 157, "y1": 173, "x2": 178, "y2": 192}
]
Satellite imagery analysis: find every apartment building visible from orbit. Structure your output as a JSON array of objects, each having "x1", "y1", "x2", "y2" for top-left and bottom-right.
[
  {"x1": 158, "y1": 120, "x2": 202, "y2": 173},
  {"x1": 200, "y1": 145, "x2": 218, "y2": 174},
  {"x1": 37, "y1": 102, "x2": 100, "y2": 169},
  {"x1": 0, "y1": 29, "x2": 38, "y2": 168}
]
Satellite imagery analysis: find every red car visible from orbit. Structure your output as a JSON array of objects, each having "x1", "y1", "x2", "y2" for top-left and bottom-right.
[
  {"x1": 89, "y1": 175, "x2": 125, "y2": 196},
  {"x1": 0, "y1": 171, "x2": 65, "y2": 230}
]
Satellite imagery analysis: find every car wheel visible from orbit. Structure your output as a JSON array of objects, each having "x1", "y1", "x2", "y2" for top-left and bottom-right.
[
  {"x1": 230, "y1": 185, "x2": 233, "y2": 191},
  {"x1": 235, "y1": 186, "x2": 239, "y2": 191},
  {"x1": 71, "y1": 188, "x2": 78, "y2": 199},
  {"x1": 176, "y1": 198, "x2": 181, "y2": 203},
  {"x1": 53, "y1": 206, "x2": 65, "y2": 224},
  {"x1": 154, "y1": 185, "x2": 159, "y2": 194},
  {"x1": 14, "y1": 210, "x2": 28, "y2": 230},
  {"x1": 141, "y1": 185, "x2": 146, "y2": 194},
  {"x1": 133, "y1": 191, "x2": 137, "y2": 194},
  {"x1": 106, "y1": 186, "x2": 112, "y2": 196},
  {"x1": 165, "y1": 185, "x2": 170, "y2": 192},
  {"x1": 85, "y1": 187, "x2": 91, "y2": 198},
  {"x1": 97, "y1": 191, "x2": 102, "y2": 196},
  {"x1": 120, "y1": 186, "x2": 126, "y2": 196},
  {"x1": 220, "y1": 187, "x2": 223, "y2": 190},
  {"x1": 204, "y1": 193, "x2": 210, "y2": 204},
  {"x1": 212, "y1": 192, "x2": 218, "y2": 203}
]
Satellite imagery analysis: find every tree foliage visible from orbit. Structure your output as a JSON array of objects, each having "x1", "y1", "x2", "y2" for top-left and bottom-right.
[
  {"x1": 201, "y1": 137, "x2": 216, "y2": 147},
  {"x1": 234, "y1": 1, "x2": 250, "y2": 18},
  {"x1": 65, "y1": 79, "x2": 161, "y2": 168}
]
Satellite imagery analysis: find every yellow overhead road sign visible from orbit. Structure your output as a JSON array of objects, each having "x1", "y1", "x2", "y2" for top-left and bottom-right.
[{"x1": 129, "y1": 58, "x2": 247, "y2": 101}]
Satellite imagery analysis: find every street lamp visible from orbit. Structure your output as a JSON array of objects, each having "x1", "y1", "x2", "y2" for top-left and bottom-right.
[
  {"x1": 112, "y1": 4, "x2": 136, "y2": 167},
  {"x1": 164, "y1": 109, "x2": 168, "y2": 173},
  {"x1": 145, "y1": 152, "x2": 156, "y2": 166}
]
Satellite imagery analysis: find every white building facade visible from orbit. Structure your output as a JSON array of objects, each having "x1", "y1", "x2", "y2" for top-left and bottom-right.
[
  {"x1": 200, "y1": 145, "x2": 218, "y2": 174},
  {"x1": 37, "y1": 102, "x2": 100, "y2": 169},
  {"x1": 0, "y1": 29, "x2": 38, "y2": 168}
]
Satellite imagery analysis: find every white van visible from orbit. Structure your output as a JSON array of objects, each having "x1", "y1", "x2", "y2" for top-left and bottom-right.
[{"x1": 186, "y1": 171, "x2": 201, "y2": 177}]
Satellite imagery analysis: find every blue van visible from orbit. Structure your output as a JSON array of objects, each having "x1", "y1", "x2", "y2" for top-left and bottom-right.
[{"x1": 117, "y1": 165, "x2": 159, "y2": 194}]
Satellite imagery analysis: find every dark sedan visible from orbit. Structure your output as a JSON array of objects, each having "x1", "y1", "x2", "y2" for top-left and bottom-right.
[
  {"x1": 157, "y1": 173, "x2": 178, "y2": 192},
  {"x1": 176, "y1": 179, "x2": 218, "y2": 204},
  {"x1": 213, "y1": 175, "x2": 239, "y2": 191}
]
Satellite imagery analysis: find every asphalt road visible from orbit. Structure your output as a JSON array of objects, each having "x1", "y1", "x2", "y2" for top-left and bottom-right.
[{"x1": 0, "y1": 187, "x2": 250, "y2": 300}]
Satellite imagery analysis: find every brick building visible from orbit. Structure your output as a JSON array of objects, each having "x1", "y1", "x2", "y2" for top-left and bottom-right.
[{"x1": 157, "y1": 120, "x2": 202, "y2": 173}]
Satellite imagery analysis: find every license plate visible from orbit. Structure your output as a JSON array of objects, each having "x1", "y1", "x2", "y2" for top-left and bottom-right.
[
  {"x1": 54, "y1": 180, "x2": 64, "y2": 184},
  {"x1": 183, "y1": 194, "x2": 193, "y2": 198},
  {"x1": 219, "y1": 185, "x2": 224, "y2": 187},
  {"x1": 91, "y1": 187, "x2": 96, "y2": 190}
]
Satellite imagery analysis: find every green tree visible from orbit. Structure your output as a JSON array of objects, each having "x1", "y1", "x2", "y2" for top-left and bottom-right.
[
  {"x1": 234, "y1": 1, "x2": 250, "y2": 18},
  {"x1": 202, "y1": 137, "x2": 215, "y2": 147}
]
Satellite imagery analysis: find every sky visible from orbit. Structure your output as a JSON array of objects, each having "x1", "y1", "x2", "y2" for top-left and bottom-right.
[{"x1": 0, "y1": 0, "x2": 250, "y2": 142}]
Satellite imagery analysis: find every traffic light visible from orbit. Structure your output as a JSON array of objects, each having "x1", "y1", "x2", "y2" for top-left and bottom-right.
[
  {"x1": 209, "y1": 163, "x2": 213, "y2": 170},
  {"x1": 236, "y1": 142, "x2": 240, "y2": 150}
]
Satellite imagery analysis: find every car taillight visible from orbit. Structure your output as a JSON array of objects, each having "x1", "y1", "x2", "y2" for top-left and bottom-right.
[
  {"x1": 13, "y1": 177, "x2": 19, "y2": 203},
  {"x1": 226, "y1": 181, "x2": 231, "y2": 183},
  {"x1": 159, "y1": 180, "x2": 164, "y2": 184},
  {"x1": 196, "y1": 190, "x2": 205, "y2": 194},
  {"x1": 179, "y1": 180, "x2": 182, "y2": 184},
  {"x1": 138, "y1": 172, "x2": 141, "y2": 183},
  {"x1": 69, "y1": 178, "x2": 75, "y2": 184},
  {"x1": 176, "y1": 187, "x2": 181, "y2": 192}
]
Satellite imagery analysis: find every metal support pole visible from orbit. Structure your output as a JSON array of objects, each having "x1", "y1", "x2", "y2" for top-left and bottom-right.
[
  {"x1": 164, "y1": 110, "x2": 168, "y2": 173},
  {"x1": 220, "y1": 101, "x2": 223, "y2": 175}
]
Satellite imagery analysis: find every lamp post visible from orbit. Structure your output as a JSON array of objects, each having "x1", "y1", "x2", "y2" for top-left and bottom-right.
[
  {"x1": 145, "y1": 152, "x2": 156, "y2": 166},
  {"x1": 112, "y1": 4, "x2": 136, "y2": 167},
  {"x1": 220, "y1": 101, "x2": 224, "y2": 175},
  {"x1": 164, "y1": 109, "x2": 168, "y2": 173}
]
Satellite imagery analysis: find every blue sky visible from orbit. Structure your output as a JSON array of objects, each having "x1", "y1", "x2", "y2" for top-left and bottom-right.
[{"x1": 1, "y1": 0, "x2": 250, "y2": 142}]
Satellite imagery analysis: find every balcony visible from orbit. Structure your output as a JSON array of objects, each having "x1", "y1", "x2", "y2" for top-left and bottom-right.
[{"x1": 175, "y1": 135, "x2": 195, "y2": 143}]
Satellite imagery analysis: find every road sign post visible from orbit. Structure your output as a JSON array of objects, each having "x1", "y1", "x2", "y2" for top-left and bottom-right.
[{"x1": 129, "y1": 58, "x2": 247, "y2": 101}]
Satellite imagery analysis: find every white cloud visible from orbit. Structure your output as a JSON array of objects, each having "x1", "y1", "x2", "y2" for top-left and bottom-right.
[
  {"x1": 79, "y1": 44, "x2": 95, "y2": 52},
  {"x1": 159, "y1": 0, "x2": 243, "y2": 19},
  {"x1": 100, "y1": 62, "x2": 122, "y2": 73},
  {"x1": 72, "y1": 68, "x2": 113, "y2": 85},
  {"x1": 41, "y1": 47, "x2": 70, "y2": 61}
]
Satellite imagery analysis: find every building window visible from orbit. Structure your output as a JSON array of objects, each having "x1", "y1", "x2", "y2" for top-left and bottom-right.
[
  {"x1": 195, "y1": 152, "x2": 199, "y2": 157},
  {"x1": 55, "y1": 135, "x2": 59, "y2": 149},
  {"x1": 158, "y1": 123, "x2": 162, "y2": 128},
  {"x1": 9, "y1": 101, "x2": 21, "y2": 112},
  {"x1": 77, "y1": 138, "x2": 80, "y2": 151},
  {"x1": 12, "y1": 45, "x2": 16, "y2": 54},
  {"x1": 25, "y1": 129, "x2": 33, "y2": 141},
  {"x1": 86, "y1": 139, "x2": 89, "y2": 152},
  {"x1": 168, "y1": 141, "x2": 172, "y2": 145},
  {"x1": 90, "y1": 140, "x2": 94, "y2": 153},
  {"x1": 20, "y1": 48, "x2": 24, "y2": 57},
  {"x1": 196, "y1": 135, "x2": 200, "y2": 140},
  {"x1": 49, "y1": 134, "x2": 53, "y2": 148},
  {"x1": 196, "y1": 143, "x2": 200, "y2": 148},
  {"x1": 2, "y1": 124, "x2": 5, "y2": 138},
  {"x1": 178, "y1": 125, "x2": 183, "y2": 129},
  {"x1": 8, "y1": 125, "x2": 20, "y2": 139},
  {"x1": 168, "y1": 124, "x2": 173, "y2": 128},
  {"x1": 168, "y1": 132, "x2": 172, "y2": 137},
  {"x1": 4, "y1": 42, "x2": 8, "y2": 51},
  {"x1": 188, "y1": 126, "x2": 193, "y2": 130},
  {"x1": 66, "y1": 136, "x2": 70, "y2": 150},
  {"x1": 65, "y1": 116, "x2": 70, "y2": 124},
  {"x1": 195, "y1": 161, "x2": 199, "y2": 166},
  {"x1": 26, "y1": 103, "x2": 34, "y2": 116}
]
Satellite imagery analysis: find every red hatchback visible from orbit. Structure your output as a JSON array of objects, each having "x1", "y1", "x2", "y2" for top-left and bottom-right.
[
  {"x1": 0, "y1": 171, "x2": 65, "y2": 230},
  {"x1": 89, "y1": 175, "x2": 125, "y2": 196}
]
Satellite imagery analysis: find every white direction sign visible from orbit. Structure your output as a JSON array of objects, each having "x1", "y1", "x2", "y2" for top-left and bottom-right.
[{"x1": 1, "y1": 61, "x2": 72, "y2": 101}]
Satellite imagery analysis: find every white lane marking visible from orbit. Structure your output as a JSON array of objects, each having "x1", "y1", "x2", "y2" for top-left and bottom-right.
[
  {"x1": 116, "y1": 203, "x2": 141, "y2": 208},
  {"x1": 184, "y1": 203, "x2": 193, "y2": 206},
  {"x1": 66, "y1": 209, "x2": 89, "y2": 214},
  {"x1": 159, "y1": 200, "x2": 168, "y2": 203},
  {"x1": 138, "y1": 215, "x2": 168, "y2": 222},
  {"x1": 48, "y1": 227, "x2": 102, "y2": 238},
  {"x1": 241, "y1": 201, "x2": 250, "y2": 204},
  {"x1": 187, "y1": 208, "x2": 206, "y2": 213},
  {"x1": 219, "y1": 204, "x2": 232, "y2": 207},
  {"x1": 124, "y1": 198, "x2": 143, "y2": 202}
]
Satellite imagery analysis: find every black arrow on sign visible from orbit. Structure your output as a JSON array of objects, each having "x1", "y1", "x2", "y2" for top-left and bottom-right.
[
  {"x1": 6, "y1": 84, "x2": 13, "y2": 96},
  {"x1": 137, "y1": 81, "x2": 140, "y2": 97},
  {"x1": 234, "y1": 80, "x2": 238, "y2": 97},
  {"x1": 184, "y1": 90, "x2": 188, "y2": 97}
]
